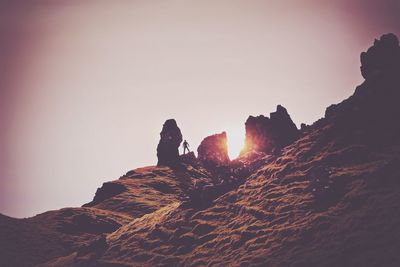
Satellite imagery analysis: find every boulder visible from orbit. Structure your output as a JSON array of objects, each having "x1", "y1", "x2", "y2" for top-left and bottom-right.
[
  {"x1": 241, "y1": 105, "x2": 299, "y2": 155},
  {"x1": 157, "y1": 119, "x2": 183, "y2": 166},
  {"x1": 197, "y1": 132, "x2": 230, "y2": 165}
]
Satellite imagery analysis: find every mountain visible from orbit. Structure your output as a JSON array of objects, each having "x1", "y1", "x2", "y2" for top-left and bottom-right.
[{"x1": 1, "y1": 33, "x2": 400, "y2": 267}]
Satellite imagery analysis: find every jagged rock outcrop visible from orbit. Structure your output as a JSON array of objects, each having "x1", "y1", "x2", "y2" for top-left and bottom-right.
[
  {"x1": 197, "y1": 132, "x2": 230, "y2": 165},
  {"x1": 360, "y1": 33, "x2": 400, "y2": 80},
  {"x1": 325, "y1": 33, "x2": 400, "y2": 147},
  {"x1": 241, "y1": 105, "x2": 299, "y2": 155},
  {"x1": 156, "y1": 119, "x2": 183, "y2": 167}
]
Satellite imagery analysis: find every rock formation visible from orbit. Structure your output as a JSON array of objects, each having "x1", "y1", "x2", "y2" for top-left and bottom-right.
[
  {"x1": 241, "y1": 105, "x2": 299, "y2": 155},
  {"x1": 325, "y1": 33, "x2": 400, "y2": 147},
  {"x1": 156, "y1": 119, "x2": 183, "y2": 167},
  {"x1": 360, "y1": 33, "x2": 400, "y2": 80},
  {"x1": 197, "y1": 132, "x2": 230, "y2": 165}
]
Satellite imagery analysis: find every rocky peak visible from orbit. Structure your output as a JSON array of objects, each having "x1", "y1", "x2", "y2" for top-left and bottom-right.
[
  {"x1": 241, "y1": 105, "x2": 299, "y2": 155},
  {"x1": 197, "y1": 132, "x2": 230, "y2": 165},
  {"x1": 360, "y1": 33, "x2": 400, "y2": 80},
  {"x1": 322, "y1": 33, "x2": 400, "y2": 147},
  {"x1": 156, "y1": 119, "x2": 183, "y2": 167}
]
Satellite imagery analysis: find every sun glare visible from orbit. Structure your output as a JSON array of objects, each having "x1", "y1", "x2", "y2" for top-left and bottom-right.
[{"x1": 226, "y1": 126, "x2": 245, "y2": 160}]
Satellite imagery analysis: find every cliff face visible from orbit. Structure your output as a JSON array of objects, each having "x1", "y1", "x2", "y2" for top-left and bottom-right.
[{"x1": 2, "y1": 34, "x2": 400, "y2": 267}]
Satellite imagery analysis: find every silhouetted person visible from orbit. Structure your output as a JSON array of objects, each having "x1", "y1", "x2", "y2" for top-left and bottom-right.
[{"x1": 183, "y1": 140, "x2": 190, "y2": 154}]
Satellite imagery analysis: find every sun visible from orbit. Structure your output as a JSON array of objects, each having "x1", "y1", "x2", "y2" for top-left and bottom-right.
[{"x1": 226, "y1": 126, "x2": 245, "y2": 160}]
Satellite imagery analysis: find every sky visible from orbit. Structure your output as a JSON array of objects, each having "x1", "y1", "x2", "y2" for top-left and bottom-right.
[{"x1": 1, "y1": 0, "x2": 399, "y2": 218}]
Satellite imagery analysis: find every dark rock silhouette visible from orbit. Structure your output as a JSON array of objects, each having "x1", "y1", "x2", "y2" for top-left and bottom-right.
[
  {"x1": 156, "y1": 119, "x2": 183, "y2": 167},
  {"x1": 242, "y1": 105, "x2": 299, "y2": 155},
  {"x1": 179, "y1": 151, "x2": 197, "y2": 165},
  {"x1": 325, "y1": 33, "x2": 400, "y2": 147},
  {"x1": 84, "y1": 182, "x2": 126, "y2": 207},
  {"x1": 360, "y1": 33, "x2": 400, "y2": 80},
  {"x1": 197, "y1": 132, "x2": 230, "y2": 165},
  {"x1": 300, "y1": 122, "x2": 310, "y2": 132}
]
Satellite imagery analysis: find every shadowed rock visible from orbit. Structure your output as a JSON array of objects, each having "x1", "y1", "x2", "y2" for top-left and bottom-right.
[
  {"x1": 179, "y1": 151, "x2": 197, "y2": 165},
  {"x1": 60, "y1": 214, "x2": 122, "y2": 234},
  {"x1": 360, "y1": 33, "x2": 400, "y2": 80},
  {"x1": 157, "y1": 119, "x2": 183, "y2": 167},
  {"x1": 324, "y1": 33, "x2": 400, "y2": 147},
  {"x1": 242, "y1": 105, "x2": 299, "y2": 155},
  {"x1": 197, "y1": 132, "x2": 229, "y2": 165},
  {"x1": 84, "y1": 182, "x2": 126, "y2": 207}
]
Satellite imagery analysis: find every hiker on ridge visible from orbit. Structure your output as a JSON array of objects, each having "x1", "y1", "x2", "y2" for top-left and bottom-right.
[{"x1": 183, "y1": 139, "x2": 190, "y2": 154}]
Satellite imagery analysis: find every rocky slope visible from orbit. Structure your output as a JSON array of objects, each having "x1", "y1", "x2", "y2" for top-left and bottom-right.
[{"x1": 1, "y1": 33, "x2": 400, "y2": 267}]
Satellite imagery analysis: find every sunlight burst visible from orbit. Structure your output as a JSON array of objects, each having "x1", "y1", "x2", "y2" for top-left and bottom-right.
[{"x1": 226, "y1": 126, "x2": 245, "y2": 160}]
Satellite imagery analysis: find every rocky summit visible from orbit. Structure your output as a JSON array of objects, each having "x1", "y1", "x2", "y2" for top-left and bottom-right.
[{"x1": 1, "y1": 34, "x2": 400, "y2": 267}]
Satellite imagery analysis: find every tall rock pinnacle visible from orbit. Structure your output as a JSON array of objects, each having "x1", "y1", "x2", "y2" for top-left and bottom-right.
[{"x1": 156, "y1": 119, "x2": 183, "y2": 167}]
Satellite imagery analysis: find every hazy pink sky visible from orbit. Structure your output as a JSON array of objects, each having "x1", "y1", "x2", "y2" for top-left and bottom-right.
[{"x1": 1, "y1": 0, "x2": 399, "y2": 218}]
